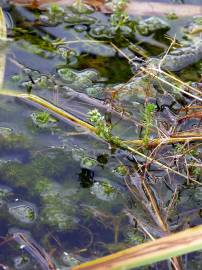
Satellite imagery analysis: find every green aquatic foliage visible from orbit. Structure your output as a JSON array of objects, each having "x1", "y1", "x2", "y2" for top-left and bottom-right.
[
  {"x1": 31, "y1": 111, "x2": 58, "y2": 128},
  {"x1": 39, "y1": 182, "x2": 79, "y2": 230},
  {"x1": 40, "y1": 203, "x2": 78, "y2": 230},
  {"x1": 0, "y1": 154, "x2": 79, "y2": 230},
  {"x1": 57, "y1": 47, "x2": 78, "y2": 65},
  {"x1": 49, "y1": 3, "x2": 64, "y2": 15},
  {"x1": 142, "y1": 103, "x2": 156, "y2": 145},
  {"x1": 113, "y1": 164, "x2": 127, "y2": 176},
  {"x1": 80, "y1": 156, "x2": 98, "y2": 170},
  {"x1": 191, "y1": 166, "x2": 202, "y2": 180},
  {"x1": 87, "y1": 109, "x2": 121, "y2": 146},
  {"x1": 90, "y1": 181, "x2": 117, "y2": 201},
  {"x1": 110, "y1": 0, "x2": 129, "y2": 30},
  {"x1": 85, "y1": 85, "x2": 104, "y2": 98},
  {"x1": 8, "y1": 201, "x2": 37, "y2": 224},
  {"x1": 125, "y1": 228, "x2": 145, "y2": 245},
  {"x1": 0, "y1": 150, "x2": 71, "y2": 188},
  {"x1": 72, "y1": 0, "x2": 94, "y2": 14},
  {"x1": 0, "y1": 128, "x2": 29, "y2": 150},
  {"x1": 58, "y1": 68, "x2": 99, "y2": 89},
  {"x1": 13, "y1": 28, "x2": 56, "y2": 53},
  {"x1": 40, "y1": 4, "x2": 64, "y2": 25},
  {"x1": 137, "y1": 17, "x2": 170, "y2": 36},
  {"x1": 64, "y1": 13, "x2": 96, "y2": 25},
  {"x1": 165, "y1": 13, "x2": 178, "y2": 20}
]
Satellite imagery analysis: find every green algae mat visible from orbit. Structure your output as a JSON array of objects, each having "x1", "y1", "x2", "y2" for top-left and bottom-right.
[{"x1": 0, "y1": 1, "x2": 201, "y2": 269}]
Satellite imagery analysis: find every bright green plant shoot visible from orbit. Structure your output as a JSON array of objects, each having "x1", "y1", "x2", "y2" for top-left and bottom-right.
[
  {"x1": 110, "y1": 0, "x2": 129, "y2": 29},
  {"x1": 87, "y1": 109, "x2": 121, "y2": 146},
  {"x1": 142, "y1": 103, "x2": 156, "y2": 145}
]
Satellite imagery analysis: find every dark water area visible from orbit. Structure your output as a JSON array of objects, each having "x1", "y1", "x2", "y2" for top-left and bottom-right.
[{"x1": 0, "y1": 1, "x2": 201, "y2": 270}]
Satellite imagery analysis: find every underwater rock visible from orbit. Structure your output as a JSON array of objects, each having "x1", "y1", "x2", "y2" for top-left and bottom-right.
[
  {"x1": 137, "y1": 16, "x2": 170, "y2": 36},
  {"x1": 90, "y1": 180, "x2": 117, "y2": 201},
  {"x1": 31, "y1": 111, "x2": 58, "y2": 128},
  {"x1": 8, "y1": 201, "x2": 37, "y2": 224}
]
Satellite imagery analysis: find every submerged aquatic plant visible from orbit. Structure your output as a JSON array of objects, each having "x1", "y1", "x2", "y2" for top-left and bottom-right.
[
  {"x1": 87, "y1": 109, "x2": 121, "y2": 145},
  {"x1": 110, "y1": 0, "x2": 129, "y2": 29},
  {"x1": 90, "y1": 181, "x2": 117, "y2": 201},
  {"x1": 31, "y1": 111, "x2": 58, "y2": 128},
  {"x1": 142, "y1": 103, "x2": 156, "y2": 145}
]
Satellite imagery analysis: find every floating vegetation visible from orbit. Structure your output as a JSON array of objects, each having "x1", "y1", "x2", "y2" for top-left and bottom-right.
[
  {"x1": 58, "y1": 67, "x2": 99, "y2": 89},
  {"x1": 137, "y1": 16, "x2": 170, "y2": 35},
  {"x1": 80, "y1": 156, "x2": 98, "y2": 169},
  {"x1": 8, "y1": 201, "x2": 37, "y2": 224},
  {"x1": 31, "y1": 111, "x2": 58, "y2": 128},
  {"x1": 90, "y1": 180, "x2": 117, "y2": 202},
  {"x1": 0, "y1": 2, "x2": 202, "y2": 270}
]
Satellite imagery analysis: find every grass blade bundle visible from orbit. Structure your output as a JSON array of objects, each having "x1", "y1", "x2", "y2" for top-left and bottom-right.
[{"x1": 72, "y1": 225, "x2": 202, "y2": 270}]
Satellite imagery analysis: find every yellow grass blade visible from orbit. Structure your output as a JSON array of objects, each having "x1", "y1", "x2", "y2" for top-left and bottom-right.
[
  {"x1": 72, "y1": 225, "x2": 202, "y2": 270},
  {"x1": 124, "y1": 136, "x2": 202, "y2": 147},
  {"x1": 0, "y1": 89, "x2": 196, "y2": 182}
]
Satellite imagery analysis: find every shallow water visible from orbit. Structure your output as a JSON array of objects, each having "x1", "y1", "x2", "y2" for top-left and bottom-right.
[{"x1": 0, "y1": 2, "x2": 202, "y2": 270}]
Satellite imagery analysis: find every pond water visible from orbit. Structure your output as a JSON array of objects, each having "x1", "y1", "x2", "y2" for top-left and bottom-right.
[{"x1": 0, "y1": 1, "x2": 202, "y2": 270}]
